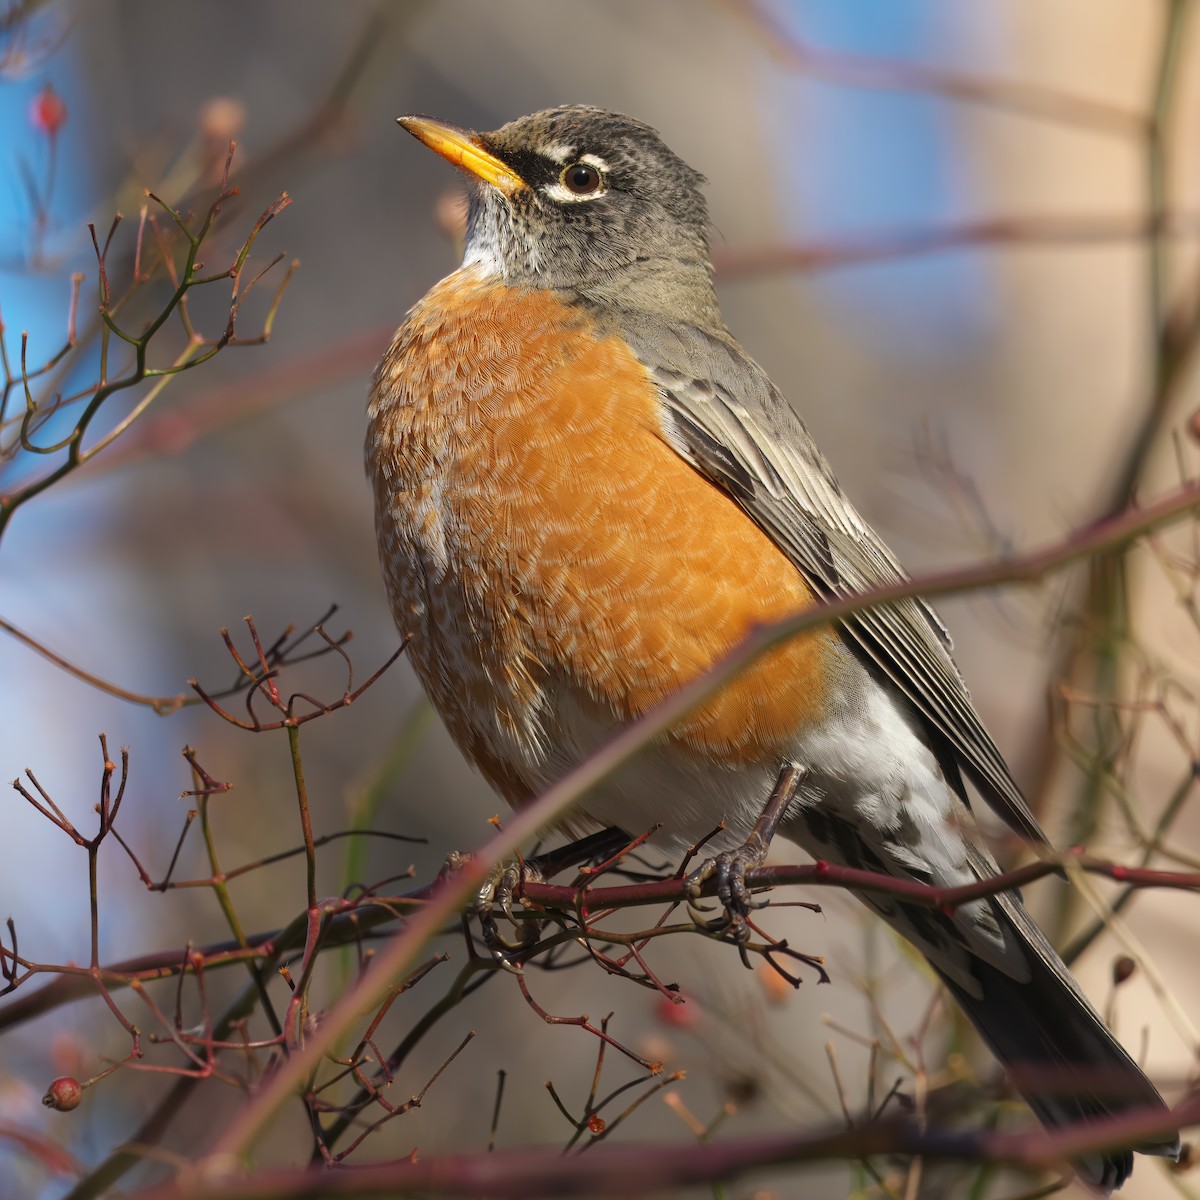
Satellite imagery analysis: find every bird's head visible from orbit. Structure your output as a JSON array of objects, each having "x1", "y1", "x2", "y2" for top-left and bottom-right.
[{"x1": 397, "y1": 105, "x2": 721, "y2": 327}]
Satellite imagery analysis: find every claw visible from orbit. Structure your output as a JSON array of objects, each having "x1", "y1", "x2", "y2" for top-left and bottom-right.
[
  {"x1": 475, "y1": 860, "x2": 541, "y2": 973},
  {"x1": 449, "y1": 829, "x2": 638, "y2": 972},
  {"x1": 685, "y1": 763, "x2": 807, "y2": 945},
  {"x1": 685, "y1": 845, "x2": 764, "y2": 942}
]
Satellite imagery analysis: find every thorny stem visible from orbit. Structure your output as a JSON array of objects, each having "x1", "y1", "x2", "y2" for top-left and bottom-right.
[
  {"x1": 58, "y1": 923, "x2": 311, "y2": 1200},
  {"x1": 0, "y1": 607, "x2": 388, "y2": 720},
  {"x1": 327, "y1": 1028, "x2": 477, "y2": 1163},
  {"x1": 523, "y1": 850, "x2": 1200, "y2": 915}
]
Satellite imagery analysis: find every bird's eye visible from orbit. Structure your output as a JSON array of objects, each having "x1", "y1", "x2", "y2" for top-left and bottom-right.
[{"x1": 561, "y1": 162, "x2": 603, "y2": 196}]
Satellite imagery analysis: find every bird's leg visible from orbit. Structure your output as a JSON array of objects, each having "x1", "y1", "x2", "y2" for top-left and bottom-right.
[{"x1": 686, "y1": 762, "x2": 807, "y2": 941}]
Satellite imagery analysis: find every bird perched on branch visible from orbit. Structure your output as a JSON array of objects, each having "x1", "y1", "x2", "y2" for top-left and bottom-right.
[{"x1": 366, "y1": 104, "x2": 1179, "y2": 1191}]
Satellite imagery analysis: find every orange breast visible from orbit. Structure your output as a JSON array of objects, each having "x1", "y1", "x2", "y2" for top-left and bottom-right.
[{"x1": 367, "y1": 267, "x2": 838, "y2": 796}]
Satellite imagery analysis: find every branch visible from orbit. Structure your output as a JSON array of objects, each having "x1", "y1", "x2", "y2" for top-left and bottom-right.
[
  {"x1": 7, "y1": 846, "x2": 1197, "y2": 1034},
  {"x1": 0, "y1": 614, "x2": 189, "y2": 714},
  {"x1": 519, "y1": 850, "x2": 1200, "y2": 915},
  {"x1": 127, "y1": 1095, "x2": 1200, "y2": 1199},
  {"x1": 713, "y1": 211, "x2": 1200, "y2": 281},
  {"x1": 727, "y1": 0, "x2": 1147, "y2": 136}
]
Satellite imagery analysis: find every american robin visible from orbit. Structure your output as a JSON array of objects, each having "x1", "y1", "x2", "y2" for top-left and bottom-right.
[{"x1": 367, "y1": 105, "x2": 1178, "y2": 1191}]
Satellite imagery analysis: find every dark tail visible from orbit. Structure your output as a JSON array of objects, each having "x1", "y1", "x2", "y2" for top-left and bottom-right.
[{"x1": 934, "y1": 895, "x2": 1179, "y2": 1193}]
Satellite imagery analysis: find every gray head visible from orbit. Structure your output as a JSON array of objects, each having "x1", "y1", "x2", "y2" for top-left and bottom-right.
[{"x1": 398, "y1": 105, "x2": 722, "y2": 329}]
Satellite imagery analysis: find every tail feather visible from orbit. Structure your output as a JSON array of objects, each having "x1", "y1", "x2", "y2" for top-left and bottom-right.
[{"x1": 926, "y1": 892, "x2": 1179, "y2": 1193}]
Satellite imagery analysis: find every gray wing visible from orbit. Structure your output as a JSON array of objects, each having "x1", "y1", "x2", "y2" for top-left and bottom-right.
[{"x1": 620, "y1": 317, "x2": 1048, "y2": 847}]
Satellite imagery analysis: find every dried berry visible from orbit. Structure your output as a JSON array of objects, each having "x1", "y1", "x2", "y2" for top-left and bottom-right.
[
  {"x1": 1112, "y1": 955, "x2": 1137, "y2": 986},
  {"x1": 42, "y1": 1076, "x2": 83, "y2": 1112}
]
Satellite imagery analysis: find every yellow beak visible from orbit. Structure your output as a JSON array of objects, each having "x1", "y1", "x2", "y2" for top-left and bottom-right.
[{"x1": 397, "y1": 115, "x2": 527, "y2": 197}]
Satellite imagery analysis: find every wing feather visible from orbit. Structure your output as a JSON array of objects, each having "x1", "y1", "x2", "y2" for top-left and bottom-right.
[{"x1": 620, "y1": 318, "x2": 1047, "y2": 846}]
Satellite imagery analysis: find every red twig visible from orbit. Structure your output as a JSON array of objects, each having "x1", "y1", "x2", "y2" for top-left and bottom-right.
[{"x1": 521, "y1": 849, "x2": 1200, "y2": 914}]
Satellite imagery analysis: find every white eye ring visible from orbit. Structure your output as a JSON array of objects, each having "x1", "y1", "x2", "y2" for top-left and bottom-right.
[{"x1": 541, "y1": 154, "x2": 609, "y2": 203}]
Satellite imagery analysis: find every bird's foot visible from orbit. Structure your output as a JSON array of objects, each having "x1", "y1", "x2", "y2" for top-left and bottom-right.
[
  {"x1": 685, "y1": 763, "x2": 807, "y2": 944},
  {"x1": 685, "y1": 840, "x2": 770, "y2": 942},
  {"x1": 474, "y1": 857, "x2": 543, "y2": 973},
  {"x1": 448, "y1": 828, "x2": 634, "y2": 973},
  {"x1": 435, "y1": 851, "x2": 538, "y2": 971}
]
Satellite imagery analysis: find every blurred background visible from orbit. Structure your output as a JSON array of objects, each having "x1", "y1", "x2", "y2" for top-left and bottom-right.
[{"x1": 2, "y1": 2, "x2": 1199, "y2": 1197}]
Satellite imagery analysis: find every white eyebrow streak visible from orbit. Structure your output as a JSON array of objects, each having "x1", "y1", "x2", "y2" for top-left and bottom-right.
[
  {"x1": 540, "y1": 142, "x2": 576, "y2": 164},
  {"x1": 579, "y1": 153, "x2": 610, "y2": 171}
]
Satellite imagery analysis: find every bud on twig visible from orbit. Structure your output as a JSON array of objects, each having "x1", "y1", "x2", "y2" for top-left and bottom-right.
[
  {"x1": 1112, "y1": 955, "x2": 1137, "y2": 986},
  {"x1": 29, "y1": 84, "x2": 66, "y2": 137}
]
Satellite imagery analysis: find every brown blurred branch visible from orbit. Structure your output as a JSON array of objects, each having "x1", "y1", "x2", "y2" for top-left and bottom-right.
[
  {"x1": 0, "y1": 613, "x2": 190, "y2": 714},
  {"x1": 727, "y1": 0, "x2": 1147, "y2": 137},
  {"x1": 0, "y1": 607, "x2": 384, "y2": 717},
  {"x1": 714, "y1": 211, "x2": 1200, "y2": 280},
  {"x1": 131, "y1": 1094, "x2": 1200, "y2": 1199}
]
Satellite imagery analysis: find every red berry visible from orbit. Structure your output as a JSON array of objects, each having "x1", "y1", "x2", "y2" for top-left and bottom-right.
[
  {"x1": 42, "y1": 1076, "x2": 83, "y2": 1111},
  {"x1": 29, "y1": 85, "x2": 67, "y2": 137},
  {"x1": 654, "y1": 991, "x2": 698, "y2": 1029}
]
